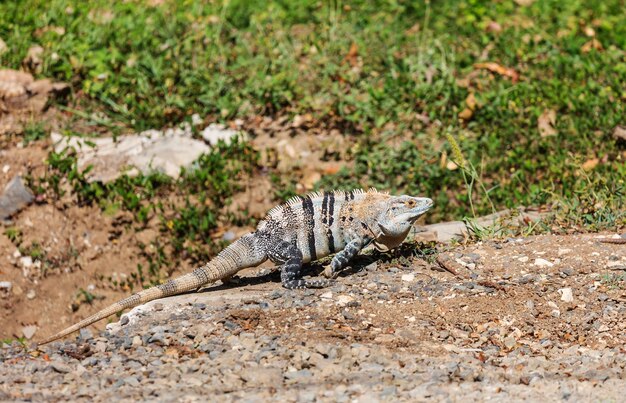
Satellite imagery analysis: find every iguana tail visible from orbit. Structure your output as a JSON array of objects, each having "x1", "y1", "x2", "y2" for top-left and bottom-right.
[{"x1": 38, "y1": 234, "x2": 265, "y2": 346}]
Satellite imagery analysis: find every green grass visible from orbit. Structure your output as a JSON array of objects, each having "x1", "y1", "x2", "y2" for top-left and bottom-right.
[{"x1": 2, "y1": 0, "x2": 626, "y2": 234}]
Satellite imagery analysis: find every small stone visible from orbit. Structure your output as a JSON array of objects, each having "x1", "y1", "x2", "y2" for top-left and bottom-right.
[
  {"x1": 240, "y1": 367, "x2": 283, "y2": 386},
  {"x1": 95, "y1": 341, "x2": 107, "y2": 353},
  {"x1": 598, "y1": 324, "x2": 609, "y2": 332},
  {"x1": 201, "y1": 123, "x2": 239, "y2": 146},
  {"x1": 50, "y1": 362, "x2": 72, "y2": 373},
  {"x1": 335, "y1": 295, "x2": 354, "y2": 307},
  {"x1": 320, "y1": 291, "x2": 333, "y2": 300},
  {"x1": 558, "y1": 248, "x2": 572, "y2": 256},
  {"x1": 558, "y1": 288, "x2": 574, "y2": 303},
  {"x1": 518, "y1": 256, "x2": 529, "y2": 263},
  {"x1": 26, "y1": 289, "x2": 36, "y2": 300},
  {"x1": 124, "y1": 376, "x2": 140, "y2": 387},
  {"x1": 534, "y1": 258, "x2": 554, "y2": 268},
  {"x1": 401, "y1": 274, "x2": 415, "y2": 282},
  {"x1": 20, "y1": 256, "x2": 34, "y2": 269},
  {"x1": 0, "y1": 176, "x2": 35, "y2": 220},
  {"x1": 504, "y1": 337, "x2": 516, "y2": 349},
  {"x1": 0, "y1": 281, "x2": 12, "y2": 290},
  {"x1": 222, "y1": 231, "x2": 236, "y2": 242},
  {"x1": 22, "y1": 325, "x2": 37, "y2": 339},
  {"x1": 284, "y1": 369, "x2": 313, "y2": 381},
  {"x1": 132, "y1": 335, "x2": 142, "y2": 347}
]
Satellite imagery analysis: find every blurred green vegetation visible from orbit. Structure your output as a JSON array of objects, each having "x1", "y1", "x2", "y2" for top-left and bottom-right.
[{"x1": 1, "y1": 0, "x2": 625, "y2": 231}]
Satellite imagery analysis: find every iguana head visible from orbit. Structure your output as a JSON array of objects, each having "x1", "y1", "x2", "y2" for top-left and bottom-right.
[{"x1": 374, "y1": 195, "x2": 433, "y2": 250}]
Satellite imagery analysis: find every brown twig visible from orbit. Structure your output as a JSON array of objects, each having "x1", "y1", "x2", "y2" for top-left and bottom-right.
[{"x1": 435, "y1": 254, "x2": 463, "y2": 279}]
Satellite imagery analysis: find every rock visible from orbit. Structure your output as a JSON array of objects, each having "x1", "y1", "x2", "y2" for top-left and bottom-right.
[
  {"x1": 95, "y1": 341, "x2": 107, "y2": 353},
  {"x1": 200, "y1": 123, "x2": 240, "y2": 146},
  {"x1": 558, "y1": 248, "x2": 573, "y2": 256},
  {"x1": 534, "y1": 258, "x2": 554, "y2": 268},
  {"x1": 51, "y1": 124, "x2": 212, "y2": 183},
  {"x1": 0, "y1": 281, "x2": 11, "y2": 291},
  {"x1": 123, "y1": 376, "x2": 140, "y2": 387},
  {"x1": 21, "y1": 325, "x2": 37, "y2": 339},
  {"x1": 0, "y1": 176, "x2": 34, "y2": 220},
  {"x1": 50, "y1": 361, "x2": 72, "y2": 373},
  {"x1": 240, "y1": 367, "x2": 283, "y2": 386},
  {"x1": 335, "y1": 295, "x2": 355, "y2": 307},
  {"x1": 558, "y1": 288, "x2": 574, "y2": 303},
  {"x1": 320, "y1": 291, "x2": 333, "y2": 301},
  {"x1": 132, "y1": 335, "x2": 142, "y2": 347},
  {"x1": 19, "y1": 256, "x2": 34, "y2": 269},
  {"x1": 284, "y1": 369, "x2": 313, "y2": 381},
  {"x1": 401, "y1": 274, "x2": 415, "y2": 282},
  {"x1": 613, "y1": 126, "x2": 626, "y2": 142},
  {"x1": 23, "y1": 45, "x2": 44, "y2": 73},
  {"x1": 79, "y1": 329, "x2": 93, "y2": 341},
  {"x1": 504, "y1": 337, "x2": 516, "y2": 349},
  {"x1": 26, "y1": 289, "x2": 36, "y2": 300}
]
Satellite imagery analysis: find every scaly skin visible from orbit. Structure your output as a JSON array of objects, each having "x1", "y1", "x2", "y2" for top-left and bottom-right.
[
  {"x1": 39, "y1": 189, "x2": 433, "y2": 346},
  {"x1": 598, "y1": 237, "x2": 626, "y2": 244}
]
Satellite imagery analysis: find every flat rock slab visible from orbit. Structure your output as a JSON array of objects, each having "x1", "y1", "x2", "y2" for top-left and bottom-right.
[
  {"x1": 106, "y1": 284, "x2": 269, "y2": 335},
  {"x1": 0, "y1": 69, "x2": 69, "y2": 135},
  {"x1": 414, "y1": 208, "x2": 546, "y2": 242},
  {"x1": 0, "y1": 175, "x2": 34, "y2": 220},
  {"x1": 51, "y1": 124, "x2": 241, "y2": 183}
]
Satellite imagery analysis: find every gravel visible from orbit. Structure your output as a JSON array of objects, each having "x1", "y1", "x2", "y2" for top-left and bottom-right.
[{"x1": 1, "y1": 234, "x2": 626, "y2": 400}]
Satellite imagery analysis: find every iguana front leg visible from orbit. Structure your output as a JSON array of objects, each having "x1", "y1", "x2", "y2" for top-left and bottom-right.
[
  {"x1": 323, "y1": 236, "x2": 369, "y2": 278},
  {"x1": 270, "y1": 241, "x2": 331, "y2": 289}
]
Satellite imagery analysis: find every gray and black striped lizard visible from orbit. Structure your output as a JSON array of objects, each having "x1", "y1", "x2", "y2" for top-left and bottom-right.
[{"x1": 39, "y1": 189, "x2": 433, "y2": 345}]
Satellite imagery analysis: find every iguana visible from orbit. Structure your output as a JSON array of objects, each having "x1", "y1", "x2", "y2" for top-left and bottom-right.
[{"x1": 38, "y1": 189, "x2": 433, "y2": 345}]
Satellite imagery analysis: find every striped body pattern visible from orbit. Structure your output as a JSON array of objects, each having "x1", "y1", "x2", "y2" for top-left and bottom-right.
[
  {"x1": 259, "y1": 189, "x2": 364, "y2": 263},
  {"x1": 39, "y1": 189, "x2": 433, "y2": 345}
]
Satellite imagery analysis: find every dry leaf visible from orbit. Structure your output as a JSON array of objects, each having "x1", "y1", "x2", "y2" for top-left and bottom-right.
[
  {"x1": 345, "y1": 43, "x2": 359, "y2": 67},
  {"x1": 583, "y1": 26, "x2": 595, "y2": 37},
  {"x1": 514, "y1": 0, "x2": 535, "y2": 5},
  {"x1": 473, "y1": 62, "x2": 519, "y2": 82},
  {"x1": 465, "y1": 92, "x2": 477, "y2": 110},
  {"x1": 458, "y1": 108, "x2": 473, "y2": 120},
  {"x1": 486, "y1": 21, "x2": 502, "y2": 33},
  {"x1": 581, "y1": 39, "x2": 603, "y2": 53},
  {"x1": 538, "y1": 109, "x2": 557, "y2": 137},
  {"x1": 581, "y1": 158, "x2": 599, "y2": 171},
  {"x1": 459, "y1": 92, "x2": 477, "y2": 121},
  {"x1": 613, "y1": 126, "x2": 626, "y2": 141}
]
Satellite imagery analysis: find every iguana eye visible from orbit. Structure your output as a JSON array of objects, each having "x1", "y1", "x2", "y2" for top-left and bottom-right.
[{"x1": 406, "y1": 200, "x2": 416, "y2": 207}]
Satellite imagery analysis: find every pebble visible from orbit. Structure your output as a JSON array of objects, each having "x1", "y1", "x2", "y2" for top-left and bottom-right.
[
  {"x1": 534, "y1": 258, "x2": 554, "y2": 268},
  {"x1": 50, "y1": 362, "x2": 72, "y2": 373},
  {"x1": 558, "y1": 288, "x2": 574, "y2": 303},
  {"x1": 320, "y1": 291, "x2": 333, "y2": 300},
  {"x1": 335, "y1": 295, "x2": 355, "y2": 307},
  {"x1": 21, "y1": 325, "x2": 37, "y2": 339},
  {"x1": 401, "y1": 274, "x2": 415, "y2": 282},
  {"x1": 1, "y1": 235, "x2": 625, "y2": 401}
]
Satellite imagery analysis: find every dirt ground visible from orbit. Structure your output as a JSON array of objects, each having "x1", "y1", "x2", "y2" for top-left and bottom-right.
[
  {"x1": 1, "y1": 232, "x2": 625, "y2": 400},
  {"x1": 1, "y1": 105, "x2": 625, "y2": 399}
]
